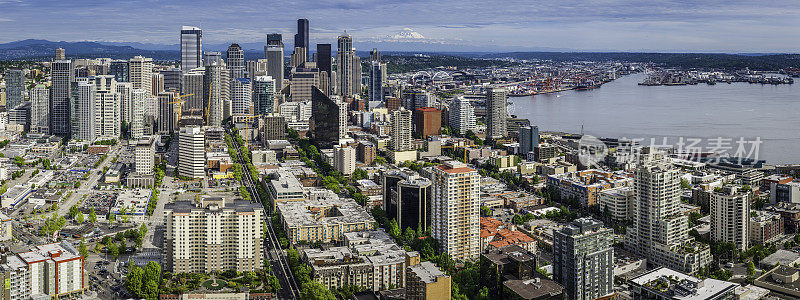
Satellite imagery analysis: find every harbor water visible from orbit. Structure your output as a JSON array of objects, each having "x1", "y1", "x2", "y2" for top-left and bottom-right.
[{"x1": 508, "y1": 73, "x2": 800, "y2": 164}]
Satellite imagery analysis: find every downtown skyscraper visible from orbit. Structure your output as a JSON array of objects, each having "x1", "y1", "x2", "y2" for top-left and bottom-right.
[
  {"x1": 30, "y1": 84, "x2": 50, "y2": 134},
  {"x1": 264, "y1": 33, "x2": 284, "y2": 96},
  {"x1": 226, "y1": 44, "x2": 245, "y2": 79},
  {"x1": 181, "y1": 26, "x2": 203, "y2": 73},
  {"x1": 337, "y1": 32, "x2": 361, "y2": 98},
  {"x1": 486, "y1": 87, "x2": 507, "y2": 139},
  {"x1": 50, "y1": 59, "x2": 73, "y2": 136},
  {"x1": 4, "y1": 69, "x2": 25, "y2": 109},
  {"x1": 368, "y1": 61, "x2": 386, "y2": 103},
  {"x1": 253, "y1": 76, "x2": 275, "y2": 115},
  {"x1": 295, "y1": 19, "x2": 309, "y2": 61},
  {"x1": 204, "y1": 60, "x2": 230, "y2": 126}
]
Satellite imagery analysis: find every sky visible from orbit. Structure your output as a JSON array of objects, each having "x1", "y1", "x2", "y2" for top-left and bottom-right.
[{"x1": 1, "y1": 0, "x2": 799, "y2": 52}]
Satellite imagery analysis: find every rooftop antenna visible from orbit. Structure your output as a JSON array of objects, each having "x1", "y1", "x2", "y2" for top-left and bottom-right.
[{"x1": 581, "y1": 122, "x2": 584, "y2": 136}]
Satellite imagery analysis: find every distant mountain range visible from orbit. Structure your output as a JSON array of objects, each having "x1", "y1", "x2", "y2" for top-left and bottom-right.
[
  {"x1": 0, "y1": 39, "x2": 177, "y2": 60},
  {"x1": 1, "y1": 39, "x2": 798, "y2": 70}
]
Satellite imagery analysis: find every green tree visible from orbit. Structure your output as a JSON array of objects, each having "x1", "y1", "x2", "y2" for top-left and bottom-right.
[
  {"x1": 300, "y1": 281, "x2": 336, "y2": 300},
  {"x1": 88, "y1": 208, "x2": 97, "y2": 223},
  {"x1": 126, "y1": 266, "x2": 144, "y2": 296},
  {"x1": 512, "y1": 214, "x2": 524, "y2": 225},
  {"x1": 78, "y1": 238, "x2": 88, "y2": 259},
  {"x1": 388, "y1": 219, "x2": 401, "y2": 239},
  {"x1": 75, "y1": 212, "x2": 84, "y2": 223},
  {"x1": 68, "y1": 205, "x2": 80, "y2": 218},
  {"x1": 747, "y1": 261, "x2": 756, "y2": 277},
  {"x1": 110, "y1": 242, "x2": 121, "y2": 259},
  {"x1": 480, "y1": 206, "x2": 492, "y2": 217}
]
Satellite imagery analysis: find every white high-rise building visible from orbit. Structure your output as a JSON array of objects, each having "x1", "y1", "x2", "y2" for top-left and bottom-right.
[
  {"x1": 164, "y1": 197, "x2": 264, "y2": 273},
  {"x1": 391, "y1": 107, "x2": 412, "y2": 151},
  {"x1": 429, "y1": 160, "x2": 480, "y2": 261},
  {"x1": 115, "y1": 82, "x2": 133, "y2": 127},
  {"x1": 711, "y1": 185, "x2": 750, "y2": 251},
  {"x1": 625, "y1": 148, "x2": 711, "y2": 274},
  {"x1": 335, "y1": 96, "x2": 347, "y2": 140},
  {"x1": 333, "y1": 145, "x2": 356, "y2": 175},
  {"x1": 231, "y1": 78, "x2": 252, "y2": 116},
  {"x1": 30, "y1": 85, "x2": 49, "y2": 134},
  {"x1": 336, "y1": 32, "x2": 361, "y2": 97},
  {"x1": 70, "y1": 79, "x2": 96, "y2": 141},
  {"x1": 92, "y1": 76, "x2": 121, "y2": 139},
  {"x1": 178, "y1": 126, "x2": 205, "y2": 179},
  {"x1": 129, "y1": 56, "x2": 153, "y2": 96},
  {"x1": 135, "y1": 136, "x2": 155, "y2": 174},
  {"x1": 130, "y1": 89, "x2": 147, "y2": 139},
  {"x1": 204, "y1": 60, "x2": 230, "y2": 126},
  {"x1": 485, "y1": 87, "x2": 507, "y2": 139},
  {"x1": 449, "y1": 97, "x2": 476, "y2": 135},
  {"x1": 180, "y1": 26, "x2": 203, "y2": 73}
]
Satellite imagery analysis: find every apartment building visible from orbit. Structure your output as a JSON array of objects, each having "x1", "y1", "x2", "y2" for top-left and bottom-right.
[
  {"x1": 304, "y1": 230, "x2": 406, "y2": 291},
  {"x1": 710, "y1": 185, "x2": 750, "y2": 251},
  {"x1": 553, "y1": 218, "x2": 614, "y2": 300},
  {"x1": 547, "y1": 169, "x2": 631, "y2": 207},
  {"x1": 164, "y1": 197, "x2": 264, "y2": 273},
  {"x1": 13, "y1": 242, "x2": 84, "y2": 298},
  {"x1": 277, "y1": 196, "x2": 375, "y2": 245},
  {"x1": 625, "y1": 148, "x2": 711, "y2": 275},
  {"x1": 429, "y1": 160, "x2": 481, "y2": 261},
  {"x1": 598, "y1": 186, "x2": 634, "y2": 222},
  {"x1": 406, "y1": 261, "x2": 451, "y2": 300},
  {"x1": 750, "y1": 210, "x2": 783, "y2": 245}
]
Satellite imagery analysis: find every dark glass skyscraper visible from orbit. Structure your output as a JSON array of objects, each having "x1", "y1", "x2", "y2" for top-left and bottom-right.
[
  {"x1": 109, "y1": 60, "x2": 129, "y2": 82},
  {"x1": 316, "y1": 44, "x2": 332, "y2": 77},
  {"x1": 294, "y1": 19, "x2": 309, "y2": 61},
  {"x1": 50, "y1": 60, "x2": 73, "y2": 136},
  {"x1": 310, "y1": 87, "x2": 340, "y2": 148}
]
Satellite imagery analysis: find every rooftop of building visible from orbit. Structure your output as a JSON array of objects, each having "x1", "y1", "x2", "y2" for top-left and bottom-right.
[
  {"x1": 483, "y1": 245, "x2": 537, "y2": 267},
  {"x1": 559, "y1": 217, "x2": 609, "y2": 237},
  {"x1": 435, "y1": 160, "x2": 475, "y2": 174},
  {"x1": 630, "y1": 267, "x2": 737, "y2": 300},
  {"x1": 760, "y1": 250, "x2": 800, "y2": 268},
  {"x1": 277, "y1": 197, "x2": 375, "y2": 228},
  {"x1": 408, "y1": 261, "x2": 448, "y2": 284},
  {"x1": 164, "y1": 196, "x2": 263, "y2": 214},
  {"x1": 17, "y1": 241, "x2": 82, "y2": 264},
  {"x1": 503, "y1": 277, "x2": 565, "y2": 300},
  {"x1": 548, "y1": 169, "x2": 631, "y2": 187},
  {"x1": 755, "y1": 265, "x2": 800, "y2": 295}
]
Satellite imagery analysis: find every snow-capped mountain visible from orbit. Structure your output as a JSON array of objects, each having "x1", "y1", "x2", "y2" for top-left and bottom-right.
[{"x1": 388, "y1": 28, "x2": 425, "y2": 40}]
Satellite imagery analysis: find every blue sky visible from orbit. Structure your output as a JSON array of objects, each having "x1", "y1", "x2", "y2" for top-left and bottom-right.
[{"x1": 1, "y1": 0, "x2": 798, "y2": 52}]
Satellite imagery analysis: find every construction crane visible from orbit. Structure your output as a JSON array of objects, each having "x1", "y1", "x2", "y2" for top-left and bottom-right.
[
  {"x1": 441, "y1": 144, "x2": 469, "y2": 163},
  {"x1": 239, "y1": 114, "x2": 262, "y2": 148},
  {"x1": 168, "y1": 93, "x2": 195, "y2": 121}
]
